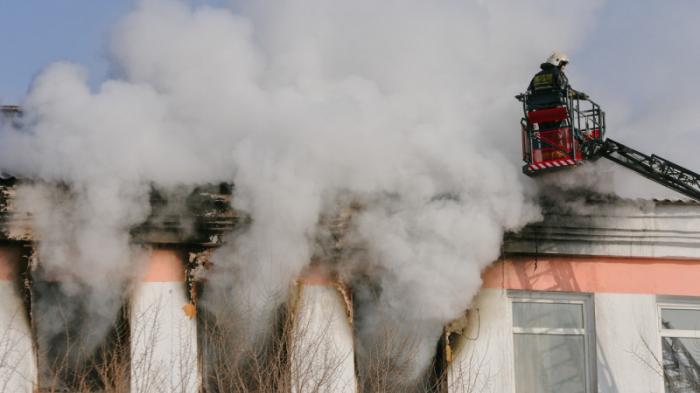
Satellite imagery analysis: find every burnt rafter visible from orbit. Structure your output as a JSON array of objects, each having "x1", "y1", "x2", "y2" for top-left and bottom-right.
[
  {"x1": 131, "y1": 182, "x2": 243, "y2": 246},
  {"x1": 0, "y1": 180, "x2": 244, "y2": 247}
]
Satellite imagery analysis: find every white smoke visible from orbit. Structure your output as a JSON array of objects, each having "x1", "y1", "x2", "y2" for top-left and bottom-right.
[
  {"x1": 568, "y1": 2, "x2": 700, "y2": 200},
  {"x1": 0, "y1": 0, "x2": 605, "y2": 380}
]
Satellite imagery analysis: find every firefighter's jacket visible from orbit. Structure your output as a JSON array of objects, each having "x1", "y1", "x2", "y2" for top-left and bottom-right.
[
  {"x1": 526, "y1": 63, "x2": 586, "y2": 109},
  {"x1": 527, "y1": 63, "x2": 569, "y2": 95}
]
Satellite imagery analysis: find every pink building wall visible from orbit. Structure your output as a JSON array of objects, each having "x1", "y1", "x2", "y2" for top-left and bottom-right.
[{"x1": 483, "y1": 255, "x2": 700, "y2": 296}]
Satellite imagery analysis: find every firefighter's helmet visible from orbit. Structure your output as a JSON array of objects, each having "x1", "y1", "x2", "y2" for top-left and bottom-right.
[{"x1": 546, "y1": 51, "x2": 569, "y2": 67}]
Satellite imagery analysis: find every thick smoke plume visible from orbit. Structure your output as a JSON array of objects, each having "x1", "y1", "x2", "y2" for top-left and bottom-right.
[{"x1": 0, "y1": 0, "x2": 603, "y2": 380}]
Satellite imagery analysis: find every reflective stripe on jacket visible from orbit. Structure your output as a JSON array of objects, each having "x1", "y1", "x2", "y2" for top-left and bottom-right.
[{"x1": 527, "y1": 63, "x2": 569, "y2": 94}]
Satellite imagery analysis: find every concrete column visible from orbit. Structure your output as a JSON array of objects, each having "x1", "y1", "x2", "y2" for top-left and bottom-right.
[
  {"x1": 291, "y1": 268, "x2": 357, "y2": 393},
  {"x1": 0, "y1": 246, "x2": 36, "y2": 393},
  {"x1": 130, "y1": 249, "x2": 199, "y2": 393}
]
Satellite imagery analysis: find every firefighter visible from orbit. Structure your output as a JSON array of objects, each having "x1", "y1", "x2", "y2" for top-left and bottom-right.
[
  {"x1": 526, "y1": 51, "x2": 587, "y2": 109},
  {"x1": 525, "y1": 51, "x2": 591, "y2": 158}
]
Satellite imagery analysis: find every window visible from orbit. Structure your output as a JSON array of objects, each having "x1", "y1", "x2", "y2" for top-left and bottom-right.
[
  {"x1": 510, "y1": 291, "x2": 596, "y2": 393},
  {"x1": 658, "y1": 297, "x2": 700, "y2": 393}
]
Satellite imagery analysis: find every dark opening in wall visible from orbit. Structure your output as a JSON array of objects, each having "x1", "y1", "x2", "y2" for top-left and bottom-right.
[
  {"x1": 31, "y1": 276, "x2": 130, "y2": 392},
  {"x1": 196, "y1": 282, "x2": 292, "y2": 393}
]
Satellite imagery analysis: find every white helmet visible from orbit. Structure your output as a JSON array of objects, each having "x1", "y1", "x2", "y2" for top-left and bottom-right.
[{"x1": 546, "y1": 51, "x2": 569, "y2": 66}]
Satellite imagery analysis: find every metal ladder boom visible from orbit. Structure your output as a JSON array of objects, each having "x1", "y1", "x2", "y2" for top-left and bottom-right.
[{"x1": 602, "y1": 138, "x2": 700, "y2": 201}]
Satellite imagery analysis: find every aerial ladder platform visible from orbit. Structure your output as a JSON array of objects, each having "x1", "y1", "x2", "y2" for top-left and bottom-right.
[{"x1": 516, "y1": 91, "x2": 700, "y2": 202}]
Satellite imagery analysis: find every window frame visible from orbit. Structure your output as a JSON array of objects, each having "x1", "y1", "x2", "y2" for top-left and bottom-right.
[
  {"x1": 508, "y1": 290, "x2": 597, "y2": 393},
  {"x1": 656, "y1": 295, "x2": 700, "y2": 393},
  {"x1": 657, "y1": 297, "x2": 700, "y2": 339}
]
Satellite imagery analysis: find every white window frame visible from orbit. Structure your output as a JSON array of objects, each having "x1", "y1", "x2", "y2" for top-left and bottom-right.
[
  {"x1": 657, "y1": 297, "x2": 700, "y2": 339},
  {"x1": 656, "y1": 295, "x2": 700, "y2": 392},
  {"x1": 509, "y1": 291, "x2": 597, "y2": 393}
]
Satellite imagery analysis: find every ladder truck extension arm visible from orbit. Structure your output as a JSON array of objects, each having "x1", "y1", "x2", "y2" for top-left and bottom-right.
[{"x1": 600, "y1": 138, "x2": 700, "y2": 202}]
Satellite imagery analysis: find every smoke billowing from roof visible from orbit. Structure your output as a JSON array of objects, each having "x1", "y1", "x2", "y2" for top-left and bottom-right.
[{"x1": 0, "y1": 0, "x2": 603, "y2": 381}]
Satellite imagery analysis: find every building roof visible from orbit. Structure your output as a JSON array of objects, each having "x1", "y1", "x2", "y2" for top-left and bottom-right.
[{"x1": 504, "y1": 191, "x2": 700, "y2": 259}]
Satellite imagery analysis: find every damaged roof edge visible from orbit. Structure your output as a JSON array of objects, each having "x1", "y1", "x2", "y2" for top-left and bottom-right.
[
  {"x1": 505, "y1": 193, "x2": 700, "y2": 259},
  {"x1": 0, "y1": 179, "x2": 242, "y2": 246}
]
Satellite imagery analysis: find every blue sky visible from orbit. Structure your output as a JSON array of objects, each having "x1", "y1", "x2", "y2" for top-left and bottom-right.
[{"x1": 0, "y1": 1, "x2": 135, "y2": 103}]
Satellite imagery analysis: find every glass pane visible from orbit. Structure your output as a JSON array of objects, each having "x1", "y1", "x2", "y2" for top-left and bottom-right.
[
  {"x1": 514, "y1": 334, "x2": 586, "y2": 393},
  {"x1": 513, "y1": 302, "x2": 584, "y2": 329},
  {"x1": 662, "y1": 308, "x2": 700, "y2": 331},
  {"x1": 663, "y1": 337, "x2": 700, "y2": 393}
]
